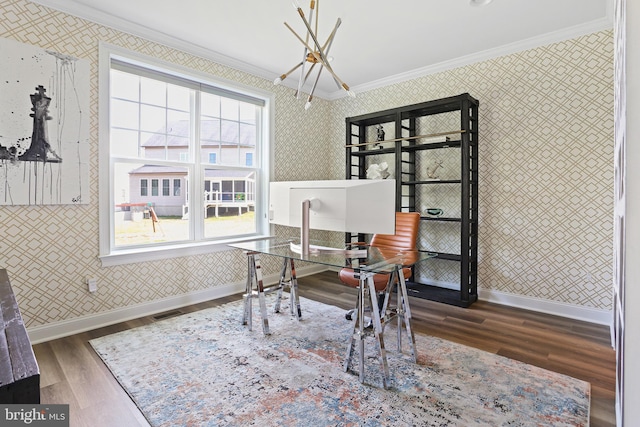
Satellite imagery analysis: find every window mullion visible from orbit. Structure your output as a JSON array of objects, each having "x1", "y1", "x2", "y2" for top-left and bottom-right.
[
  {"x1": 137, "y1": 77, "x2": 143, "y2": 158},
  {"x1": 254, "y1": 107, "x2": 265, "y2": 235},
  {"x1": 237, "y1": 119, "x2": 241, "y2": 165},
  {"x1": 191, "y1": 90, "x2": 204, "y2": 240}
]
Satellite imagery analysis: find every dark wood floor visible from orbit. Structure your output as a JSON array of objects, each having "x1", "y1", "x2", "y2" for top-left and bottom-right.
[{"x1": 33, "y1": 271, "x2": 616, "y2": 427}]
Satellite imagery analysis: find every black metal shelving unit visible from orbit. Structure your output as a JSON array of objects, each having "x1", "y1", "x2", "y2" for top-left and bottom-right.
[{"x1": 345, "y1": 93, "x2": 479, "y2": 307}]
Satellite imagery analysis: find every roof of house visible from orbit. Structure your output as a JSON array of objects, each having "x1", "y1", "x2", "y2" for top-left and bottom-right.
[
  {"x1": 128, "y1": 165, "x2": 255, "y2": 179},
  {"x1": 141, "y1": 119, "x2": 254, "y2": 147}
]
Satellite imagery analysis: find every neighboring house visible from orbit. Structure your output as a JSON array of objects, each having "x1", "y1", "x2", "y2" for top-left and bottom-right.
[
  {"x1": 142, "y1": 119, "x2": 255, "y2": 165},
  {"x1": 121, "y1": 119, "x2": 256, "y2": 218},
  {"x1": 127, "y1": 166, "x2": 255, "y2": 218}
]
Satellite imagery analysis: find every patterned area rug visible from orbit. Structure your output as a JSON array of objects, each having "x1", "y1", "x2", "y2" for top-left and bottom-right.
[{"x1": 90, "y1": 296, "x2": 590, "y2": 426}]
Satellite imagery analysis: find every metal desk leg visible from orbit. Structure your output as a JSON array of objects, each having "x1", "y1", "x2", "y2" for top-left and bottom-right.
[
  {"x1": 343, "y1": 272, "x2": 390, "y2": 389},
  {"x1": 358, "y1": 276, "x2": 366, "y2": 381},
  {"x1": 274, "y1": 258, "x2": 302, "y2": 320},
  {"x1": 396, "y1": 268, "x2": 417, "y2": 363},
  {"x1": 343, "y1": 284, "x2": 360, "y2": 373},
  {"x1": 242, "y1": 251, "x2": 270, "y2": 335},
  {"x1": 274, "y1": 257, "x2": 288, "y2": 314},
  {"x1": 368, "y1": 275, "x2": 390, "y2": 389},
  {"x1": 377, "y1": 267, "x2": 417, "y2": 363},
  {"x1": 380, "y1": 270, "x2": 397, "y2": 330},
  {"x1": 242, "y1": 252, "x2": 255, "y2": 330},
  {"x1": 288, "y1": 258, "x2": 302, "y2": 320}
]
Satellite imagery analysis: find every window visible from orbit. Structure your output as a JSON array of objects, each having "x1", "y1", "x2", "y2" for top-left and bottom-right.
[
  {"x1": 100, "y1": 46, "x2": 271, "y2": 264},
  {"x1": 151, "y1": 179, "x2": 159, "y2": 196},
  {"x1": 173, "y1": 179, "x2": 181, "y2": 196}
]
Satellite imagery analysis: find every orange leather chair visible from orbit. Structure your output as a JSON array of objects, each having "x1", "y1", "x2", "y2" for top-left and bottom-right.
[{"x1": 338, "y1": 211, "x2": 420, "y2": 291}]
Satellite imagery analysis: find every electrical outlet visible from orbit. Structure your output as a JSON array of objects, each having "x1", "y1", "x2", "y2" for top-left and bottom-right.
[{"x1": 87, "y1": 278, "x2": 98, "y2": 293}]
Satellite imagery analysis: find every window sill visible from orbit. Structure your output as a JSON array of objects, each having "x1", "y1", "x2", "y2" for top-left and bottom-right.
[{"x1": 99, "y1": 234, "x2": 271, "y2": 267}]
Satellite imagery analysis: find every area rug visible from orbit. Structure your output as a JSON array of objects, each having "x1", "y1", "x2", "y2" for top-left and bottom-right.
[{"x1": 90, "y1": 296, "x2": 590, "y2": 426}]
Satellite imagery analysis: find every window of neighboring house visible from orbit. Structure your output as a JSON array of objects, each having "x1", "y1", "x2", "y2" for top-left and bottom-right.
[
  {"x1": 173, "y1": 179, "x2": 181, "y2": 196},
  {"x1": 151, "y1": 179, "x2": 159, "y2": 196},
  {"x1": 99, "y1": 46, "x2": 272, "y2": 265}
]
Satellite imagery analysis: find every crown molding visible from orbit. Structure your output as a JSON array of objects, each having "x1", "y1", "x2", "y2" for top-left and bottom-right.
[
  {"x1": 327, "y1": 15, "x2": 614, "y2": 101},
  {"x1": 31, "y1": 0, "x2": 612, "y2": 103},
  {"x1": 29, "y1": 0, "x2": 334, "y2": 99}
]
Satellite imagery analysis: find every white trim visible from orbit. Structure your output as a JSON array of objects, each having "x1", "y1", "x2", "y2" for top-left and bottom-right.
[
  {"x1": 31, "y1": 0, "x2": 612, "y2": 102},
  {"x1": 479, "y1": 288, "x2": 612, "y2": 326},
  {"x1": 30, "y1": 265, "x2": 612, "y2": 344},
  {"x1": 99, "y1": 236, "x2": 270, "y2": 267},
  {"x1": 30, "y1": 0, "x2": 306, "y2": 97},
  {"x1": 98, "y1": 42, "x2": 275, "y2": 265},
  {"x1": 27, "y1": 264, "x2": 326, "y2": 344},
  {"x1": 327, "y1": 268, "x2": 610, "y2": 325}
]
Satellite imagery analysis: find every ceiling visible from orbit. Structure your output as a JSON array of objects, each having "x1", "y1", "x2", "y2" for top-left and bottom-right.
[{"x1": 33, "y1": 0, "x2": 611, "y2": 100}]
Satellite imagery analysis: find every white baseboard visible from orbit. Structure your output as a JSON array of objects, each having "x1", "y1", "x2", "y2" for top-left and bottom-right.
[
  {"x1": 479, "y1": 288, "x2": 612, "y2": 326},
  {"x1": 28, "y1": 266, "x2": 611, "y2": 344},
  {"x1": 330, "y1": 266, "x2": 611, "y2": 326},
  {"x1": 27, "y1": 264, "x2": 327, "y2": 344}
]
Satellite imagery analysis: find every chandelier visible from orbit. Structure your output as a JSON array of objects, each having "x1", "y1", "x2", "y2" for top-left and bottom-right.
[{"x1": 274, "y1": 0, "x2": 355, "y2": 109}]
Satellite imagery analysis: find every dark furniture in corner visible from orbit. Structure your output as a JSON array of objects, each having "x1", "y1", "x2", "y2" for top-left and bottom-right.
[
  {"x1": 0, "y1": 269, "x2": 40, "y2": 403},
  {"x1": 345, "y1": 93, "x2": 479, "y2": 307}
]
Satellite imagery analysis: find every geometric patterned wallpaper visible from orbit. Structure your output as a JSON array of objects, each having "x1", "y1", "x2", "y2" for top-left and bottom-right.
[
  {"x1": 0, "y1": 0, "x2": 613, "y2": 331},
  {"x1": 329, "y1": 30, "x2": 614, "y2": 311},
  {"x1": 0, "y1": 0, "x2": 331, "y2": 329}
]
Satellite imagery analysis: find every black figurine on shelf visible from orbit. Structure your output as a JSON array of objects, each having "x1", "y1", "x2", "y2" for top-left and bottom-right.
[{"x1": 375, "y1": 124, "x2": 385, "y2": 148}]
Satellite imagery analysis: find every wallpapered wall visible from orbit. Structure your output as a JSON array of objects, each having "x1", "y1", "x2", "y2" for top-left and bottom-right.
[
  {"x1": 328, "y1": 31, "x2": 614, "y2": 311},
  {"x1": 0, "y1": 0, "x2": 613, "y2": 331},
  {"x1": 0, "y1": 0, "x2": 331, "y2": 328}
]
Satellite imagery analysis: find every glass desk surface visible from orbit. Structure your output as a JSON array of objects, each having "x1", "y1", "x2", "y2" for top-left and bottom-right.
[{"x1": 229, "y1": 237, "x2": 435, "y2": 273}]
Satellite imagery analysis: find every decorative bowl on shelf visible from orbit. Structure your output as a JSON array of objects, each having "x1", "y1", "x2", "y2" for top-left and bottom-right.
[{"x1": 425, "y1": 208, "x2": 444, "y2": 217}]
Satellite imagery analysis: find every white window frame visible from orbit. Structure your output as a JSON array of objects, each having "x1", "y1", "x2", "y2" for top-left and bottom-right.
[{"x1": 98, "y1": 43, "x2": 273, "y2": 266}]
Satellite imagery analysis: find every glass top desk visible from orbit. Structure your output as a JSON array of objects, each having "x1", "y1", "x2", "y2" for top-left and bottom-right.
[{"x1": 228, "y1": 237, "x2": 435, "y2": 388}]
